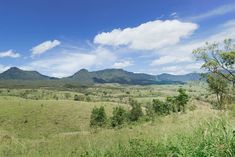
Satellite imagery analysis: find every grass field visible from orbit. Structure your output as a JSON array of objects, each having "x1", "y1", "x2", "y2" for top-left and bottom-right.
[{"x1": 0, "y1": 83, "x2": 234, "y2": 156}]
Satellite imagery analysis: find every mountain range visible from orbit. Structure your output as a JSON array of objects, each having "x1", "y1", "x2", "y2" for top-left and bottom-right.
[{"x1": 0, "y1": 67, "x2": 201, "y2": 85}]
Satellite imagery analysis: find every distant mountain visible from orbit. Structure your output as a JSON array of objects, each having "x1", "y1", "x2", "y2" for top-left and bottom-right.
[
  {"x1": 68, "y1": 69, "x2": 94, "y2": 84},
  {"x1": 0, "y1": 67, "x2": 56, "y2": 80},
  {"x1": 156, "y1": 73, "x2": 201, "y2": 82},
  {"x1": 68, "y1": 69, "x2": 159, "y2": 85},
  {"x1": 0, "y1": 67, "x2": 202, "y2": 85}
]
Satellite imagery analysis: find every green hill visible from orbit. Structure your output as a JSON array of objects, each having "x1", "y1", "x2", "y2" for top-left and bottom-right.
[
  {"x1": 68, "y1": 68, "x2": 158, "y2": 85},
  {"x1": 0, "y1": 67, "x2": 202, "y2": 86},
  {"x1": 0, "y1": 67, "x2": 55, "y2": 80}
]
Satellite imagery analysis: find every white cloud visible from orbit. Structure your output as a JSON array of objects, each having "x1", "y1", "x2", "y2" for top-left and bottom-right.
[
  {"x1": 31, "y1": 40, "x2": 61, "y2": 57},
  {"x1": 160, "y1": 63, "x2": 203, "y2": 74},
  {"x1": 0, "y1": 50, "x2": 20, "y2": 58},
  {"x1": 149, "y1": 19, "x2": 235, "y2": 74},
  {"x1": 25, "y1": 47, "x2": 116, "y2": 78},
  {"x1": 188, "y1": 3, "x2": 235, "y2": 21},
  {"x1": 148, "y1": 62, "x2": 203, "y2": 75},
  {"x1": 0, "y1": 65, "x2": 10, "y2": 73},
  {"x1": 151, "y1": 55, "x2": 192, "y2": 66},
  {"x1": 170, "y1": 12, "x2": 177, "y2": 17},
  {"x1": 94, "y1": 20, "x2": 198, "y2": 51},
  {"x1": 113, "y1": 60, "x2": 133, "y2": 68}
]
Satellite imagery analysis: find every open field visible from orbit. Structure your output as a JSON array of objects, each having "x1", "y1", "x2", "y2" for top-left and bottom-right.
[{"x1": 0, "y1": 83, "x2": 234, "y2": 156}]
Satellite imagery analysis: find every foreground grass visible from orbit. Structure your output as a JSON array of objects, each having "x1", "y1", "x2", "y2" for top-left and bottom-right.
[
  {"x1": 82, "y1": 116, "x2": 235, "y2": 157},
  {"x1": 0, "y1": 95, "x2": 234, "y2": 156},
  {"x1": 0, "y1": 83, "x2": 233, "y2": 157}
]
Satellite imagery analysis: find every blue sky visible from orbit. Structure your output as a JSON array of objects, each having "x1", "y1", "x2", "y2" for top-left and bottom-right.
[{"x1": 0, "y1": 0, "x2": 235, "y2": 77}]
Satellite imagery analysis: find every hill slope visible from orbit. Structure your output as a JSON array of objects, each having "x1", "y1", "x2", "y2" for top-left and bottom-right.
[
  {"x1": 68, "y1": 69, "x2": 158, "y2": 85},
  {"x1": 0, "y1": 67, "x2": 55, "y2": 80},
  {"x1": 0, "y1": 67, "x2": 202, "y2": 85}
]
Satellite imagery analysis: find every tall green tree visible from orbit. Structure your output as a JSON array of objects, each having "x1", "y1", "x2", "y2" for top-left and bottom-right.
[
  {"x1": 193, "y1": 39, "x2": 234, "y2": 108},
  {"x1": 193, "y1": 39, "x2": 235, "y2": 85},
  {"x1": 207, "y1": 74, "x2": 229, "y2": 109}
]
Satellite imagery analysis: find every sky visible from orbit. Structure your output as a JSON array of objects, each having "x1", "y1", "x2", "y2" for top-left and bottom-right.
[{"x1": 0, "y1": 0, "x2": 235, "y2": 77}]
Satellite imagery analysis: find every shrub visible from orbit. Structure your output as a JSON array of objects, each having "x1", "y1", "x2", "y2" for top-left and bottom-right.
[
  {"x1": 175, "y1": 88, "x2": 189, "y2": 112},
  {"x1": 145, "y1": 102, "x2": 155, "y2": 121},
  {"x1": 74, "y1": 94, "x2": 85, "y2": 101},
  {"x1": 152, "y1": 99, "x2": 170, "y2": 115},
  {"x1": 90, "y1": 106, "x2": 107, "y2": 127},
  {"x1": 129, "y1": 99, "x2": 143, "y2": 121},
  {"x1": 110, "y1": 106, "x2": 127, "y2": 127},
  {"x1": 74, "y1": 94, "x2": 79, "y2": 101}
]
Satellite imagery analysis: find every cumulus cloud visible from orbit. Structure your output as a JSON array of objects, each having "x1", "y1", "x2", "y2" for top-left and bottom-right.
[
  {"x1": 148, "y1": 62, "x2": 203, "y2": 75},
  {"x1": 149, "y1": 19, "x2": 235, "y2": 74},
  {"x1": 113, "y1": 60, "x2": 133, "y2": 68},
  {"x1": 94, "y1": 20, "x2": 198, "y2": 51},
  {"x1": 25, "y1": 47, "x2": 116, "y2": 78},
  {"x1": 0, "y1": 50, "x2": 20, "y2": 58},
  {"x1": 31, "y1": 40, "x2": 61, "y2": 57},
  {"x1": 151, "y1": 55, "x2": 192, "y2": 66}
]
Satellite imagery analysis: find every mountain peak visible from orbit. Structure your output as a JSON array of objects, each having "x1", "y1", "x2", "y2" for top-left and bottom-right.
[
  {"x1": 8, "y1": 67, "x2": 22, "y2": 71},
  {"x1": 0, "y1": 67, "x2": 52, "y2": 80},
  {"x1": 78, "y1": 69, "x2": 89, "y2": 73}
]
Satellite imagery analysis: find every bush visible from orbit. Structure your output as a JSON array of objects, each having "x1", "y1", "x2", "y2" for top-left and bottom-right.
[
  {"x1": 74, "y1": 94, "x2": 85, "y2": 101},
  {"x1": 110, "y1": 106, "x2": 127, "y2": 127},
  {"x1": 90, "y1": 106, "x2": 107, "y2": 127},
  {"x1": 145, "y1": 102, "x2": 155, "y2": 121},
  {"x1": 129, "y1": 99, "x2": 143, "y2": 121},
  {"x1": 175, "y1": 88, "x2": 189, "y2": 112},
  {"x1": 74, "y1": 94, "x2": 80, "y2": 101},
  {"x1": 152, "y1": 99, "x2": 170, "y2": 115}
]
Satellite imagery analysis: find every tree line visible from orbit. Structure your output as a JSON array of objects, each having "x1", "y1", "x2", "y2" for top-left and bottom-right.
[{"x1": 90, "y1": 88, "x2": 189, "y2": 128}]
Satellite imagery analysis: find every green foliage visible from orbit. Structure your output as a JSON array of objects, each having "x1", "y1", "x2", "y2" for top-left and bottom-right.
[
  {"x1": 148, "y1": 88, "x2": 189, "y2": 116},
  {"x1": 129, "y1": 99, "x2": 143, "y2": 121},
  {"x1": 74, "y1": 94, "x2": 80, "y2": 101},
  {"x1": 90, "y1": 106, "x2": 107, "y2": 127},
  {"x1": 176, "y1": 88, "x2": 189, "y2": 112},
  {"x1": 145, "y1": 102, "x2": 155, "y2": 121},
  {"x1": 207, "y1": 74, "x2": 229, "y2": 109},
  {"x1": 110, "y1": 106, "x2": 127, "y2": 127},
  {"x1": 152, "y1": 99, "x2": 170, "y2": 115},
  {"x1": 82, "y1": 117, "x2": 235, "y2": 157},
  {"x1": 193, "y1": 39, "x2": 235, "y2": 84}
]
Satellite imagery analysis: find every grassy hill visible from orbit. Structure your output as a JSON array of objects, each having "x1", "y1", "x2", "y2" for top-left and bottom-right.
[{"x1": 0, "y1": 67, "x2": 55, "y2": 80}]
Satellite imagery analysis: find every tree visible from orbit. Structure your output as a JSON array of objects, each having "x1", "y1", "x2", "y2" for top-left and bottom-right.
[
  {"x1": 193, "y1": 39, "x2": 234, "y2": 108},
  {"x1": 207, "y1": 74, "x2": 229, "y2": 109},
  {"x1": 193, "y1": 39, "x2": 235, "y2": 85},
  {"x1": 175, "y1": 88, "x2": 189, "y2": 112},
  {"x1": 110, "y1": 106, "x2": 127, "y2": 127},
  {"x1": 90, "y1": 106, "x2": 107, "y2": 127},
  {"x1": 129, "y1": 99, "x2": 143, "y2": 121}
]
